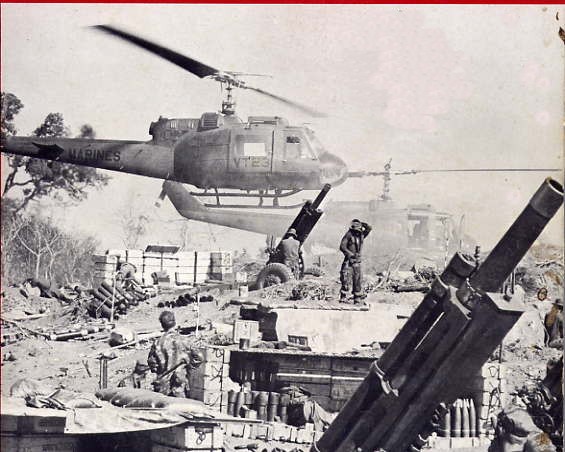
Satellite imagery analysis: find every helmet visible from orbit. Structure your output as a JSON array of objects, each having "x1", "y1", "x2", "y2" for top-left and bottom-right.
[
  {"x1": 159, "y1": 310, "x2": 176, "y2": 330},
  {"x1": 287, "y1": 228, "x2": 297, "y2": 238},
  {"x1": 350, "y1": 219, "x2": 363, "y2": 231}
]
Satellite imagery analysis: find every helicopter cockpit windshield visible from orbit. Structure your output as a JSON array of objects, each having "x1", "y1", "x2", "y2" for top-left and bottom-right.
[
  {"x1": 304, "y1": 128, "x2": 325, "y2": 159},
  {"x1": 284, "y1": 131, "x2": 318, "y2": 160}
]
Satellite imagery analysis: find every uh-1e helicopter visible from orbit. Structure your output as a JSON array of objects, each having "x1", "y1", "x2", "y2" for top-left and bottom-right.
[{"x1": 0, "y1": 25, "x2": 348, "y2": 209}]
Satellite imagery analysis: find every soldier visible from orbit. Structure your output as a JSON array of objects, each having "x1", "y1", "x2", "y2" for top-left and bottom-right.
[
  {"x1": 280, "y1": 386, "x2": 336, "y2": 432},
  {"x1": 278, "y1": 228, "x2": 302, "y2": 278},
  {"x1": 147, "y1": 310, "x2": 203, "y2": 397},
  {"x1": 544, "y1": 299, "x2": 563, "y2": 349},
  {"x1": 339, "y1": 219, "x2": 372, "y2": 304},
  {"x1": 118, "y1": 360, "x2": 153, "y2": 390}
]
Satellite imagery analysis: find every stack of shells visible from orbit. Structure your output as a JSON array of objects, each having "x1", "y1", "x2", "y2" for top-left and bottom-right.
[
  {"x1": 438, "y1": 398, "x2": 480, "y2": 438},
  {"x1": 227, "y1": 390, "x2": 291, "y2": 424}
]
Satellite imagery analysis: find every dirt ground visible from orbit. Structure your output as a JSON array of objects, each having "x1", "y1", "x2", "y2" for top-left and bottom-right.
[
  {"x1": 1, "y1": 250, "x2": 562, "y2": 451},
  {"x1": 0, "y1": 276, "x2": 425, "y2": 396},
  {"x1": 1, "y1": 285, "x2": 243, "y2": 395}
]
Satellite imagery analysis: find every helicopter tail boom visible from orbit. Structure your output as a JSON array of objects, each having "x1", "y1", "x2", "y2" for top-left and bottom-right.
[{"x1": 1, "y1": 136, "x2": 174, "y2": 180}]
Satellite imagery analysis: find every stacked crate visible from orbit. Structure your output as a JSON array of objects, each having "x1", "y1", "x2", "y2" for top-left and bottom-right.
[
  {"x1": 96, "y1": 249, "x2": 233, "y2": 286},
  {"x1": 1, "y1": 410, "x2": 78, "y2": 452},
  {"x1": 194, "y1": 252, "x2": 212, "y2": 284},
  {"x1": 189, "y1": 346, "x2": 232, "y2": 413},
  {"x1": 473, "y1": 362, "x2": 507, "y2": 439},
  {"x1": 224, "y1": 420, "x2": 321, "y2": 446},
  {"x1": 210, "y1": 251, "x2": 234, "y2": 281},
  {"x1": 150, "y1": 423, "x2": 224, "y2": 452},
  {"x1": 175, "y1": 251, "x2": 196, "y2": 285},
  {"x1": 93, "y1": 254, "x2": 119, "y2": 286}
]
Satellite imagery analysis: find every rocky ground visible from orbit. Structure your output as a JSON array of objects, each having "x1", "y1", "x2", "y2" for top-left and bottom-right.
[
  {"x1": 1, "y1": 246, "x2": 562, "y2": 450},
  {"x1": 0, "y1": 272, "x2": 426, "y2": 396}
]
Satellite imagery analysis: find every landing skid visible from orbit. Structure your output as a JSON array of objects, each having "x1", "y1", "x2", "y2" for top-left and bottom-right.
[{"x1": 190, "y1": 188, "x2": 303, "y2": 209}]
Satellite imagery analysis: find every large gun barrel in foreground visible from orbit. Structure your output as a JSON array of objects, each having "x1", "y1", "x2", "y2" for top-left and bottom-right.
[{"x1": 316, "y1": 178, "x2": 563, "y2": 452}]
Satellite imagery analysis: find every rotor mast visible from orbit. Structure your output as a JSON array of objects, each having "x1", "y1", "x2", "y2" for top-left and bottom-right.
[{"x1": 221, "y1": 81, "x2": 236, "y2": 115}]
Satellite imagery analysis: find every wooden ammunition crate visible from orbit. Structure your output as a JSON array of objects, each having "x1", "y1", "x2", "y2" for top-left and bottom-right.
[
  {"x1": 1, "y1": 413, "x2": 67, "y2": 435},
  {"x1": 1, "y1": 434, "x2": 79, "y2": 452},
  {"x1": 150, "y1": 424, "x2": 223, "y2": 450}
]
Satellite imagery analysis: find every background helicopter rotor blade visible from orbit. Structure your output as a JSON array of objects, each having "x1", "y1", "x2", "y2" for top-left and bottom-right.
[
  {"x1": 349, "y1": 168, "x2": 561, "y2": 177},
  {"x1": 397, "y1": 168, "x2": 561, "y2": 174},
  {"x1": 245, "y1": 85, "x2": 327, "y2": 118},
  {"x1": 92, "y1": 24, "x2": 219, "y2": 78}
]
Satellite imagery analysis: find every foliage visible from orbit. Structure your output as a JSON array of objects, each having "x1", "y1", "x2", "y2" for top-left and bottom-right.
[
  {"x1": 32, "y1": 112, "x2": 70, "y2": 138},
  {"x1": 1, "y1": 92, "x2": 24, "y2": 137},
  {"x1": 118, "y1": 204, "x2": 150, "y2": 249},
  {"x1": 1, "y1": 208, "x2": 98, "y2": 287},
  {"x1": 1, "y1": 92, "x2": 110, "y2": 212},
  {"x1": 78, "y1": 124, "x2": 96, "y2": 139}
]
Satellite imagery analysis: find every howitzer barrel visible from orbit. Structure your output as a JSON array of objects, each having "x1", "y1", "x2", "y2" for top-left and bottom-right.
[
  {"x1": 286, "y1": 184, "x2": 331, "y2": 244},
  {"x1": 310, "y1": 183, "x2": 331, "y2": 210},
  {"x1": 315, "y1": 178, "x2": 563, "y2": 452},
  {"x1": 471, "y1": 178, "x2": 563, "y2": 292}
]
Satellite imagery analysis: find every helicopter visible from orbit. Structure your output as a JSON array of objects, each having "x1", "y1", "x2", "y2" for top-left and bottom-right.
[{"x1": 0, "y1": 25, "x2": 348, "y2": 209}]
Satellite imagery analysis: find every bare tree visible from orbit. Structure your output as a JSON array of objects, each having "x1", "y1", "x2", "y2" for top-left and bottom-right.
[
  {"x1": 179, "y1": 222, "x2": 192, "y2": 250},
  {"x1": 117, "y1": 194, "x2": 150, "y2": 249},
  {"x1": 12, "y1": 215, "x2": 62, "y2": 279}
]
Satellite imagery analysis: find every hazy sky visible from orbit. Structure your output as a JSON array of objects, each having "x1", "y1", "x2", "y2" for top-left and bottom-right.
[{"x1": 1, "y1": 4, "x2": 563, "y2": 252}]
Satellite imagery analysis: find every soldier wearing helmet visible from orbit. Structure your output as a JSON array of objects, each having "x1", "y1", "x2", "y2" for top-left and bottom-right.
[
  {"x1": 277, "y1": 228, "x2": 302, "y2": 278},
  {"x1": 147, "y1": 310, "x2": 203, "y2": 397},
  {"x1": 339, "y1": 219, "x2": 372, "y2": 304}
]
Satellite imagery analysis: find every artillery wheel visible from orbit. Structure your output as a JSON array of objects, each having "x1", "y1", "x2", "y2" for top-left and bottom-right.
[
  {"x1": 303, "y1": 266, "x2": 325, "y2": 277},
  {"x1": 256, "y1": 263, "x2": 294, "y2": 289}
]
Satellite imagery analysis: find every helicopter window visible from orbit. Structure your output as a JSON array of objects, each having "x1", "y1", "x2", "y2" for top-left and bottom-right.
[
  {"x1": 285, "y1": 134, "x2": 313, "y2": 160},
  {"x1": 235, "y1": 134, "x2": 271, "y2": 158},
  {"x1": 243, "y1": 142, "x2": 267, "y2": 157},
  {"x1": 304, "y1": 129, "x2": 323, "y2": 159}
]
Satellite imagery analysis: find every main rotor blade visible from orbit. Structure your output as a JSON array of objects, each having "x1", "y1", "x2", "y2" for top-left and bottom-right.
[
  {"x1": 92, "y1": 25, "x2": 218, "y2": 78},
  {"x1": 245, "y1": 85, "x2": 327, "y2": 118}
]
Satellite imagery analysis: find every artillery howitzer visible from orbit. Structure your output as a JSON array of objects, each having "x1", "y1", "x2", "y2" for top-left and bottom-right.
[
  {"x1": 255, "y1": 184, "x2": 331, "y2": 289},
  {"x1": 316, "y1": 178, "x2": 563, "y2": 452}
]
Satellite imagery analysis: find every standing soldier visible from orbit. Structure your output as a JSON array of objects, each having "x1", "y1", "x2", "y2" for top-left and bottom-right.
[
  {"x1": 147, "y1": 310, "x2": 203, "y2": 397},
  {"x1": 278, "y1": 228, "x2": 302, "y2": 278},
  {"x1": 339, "y1": 219, "x2": 372, "y2": 304}
]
